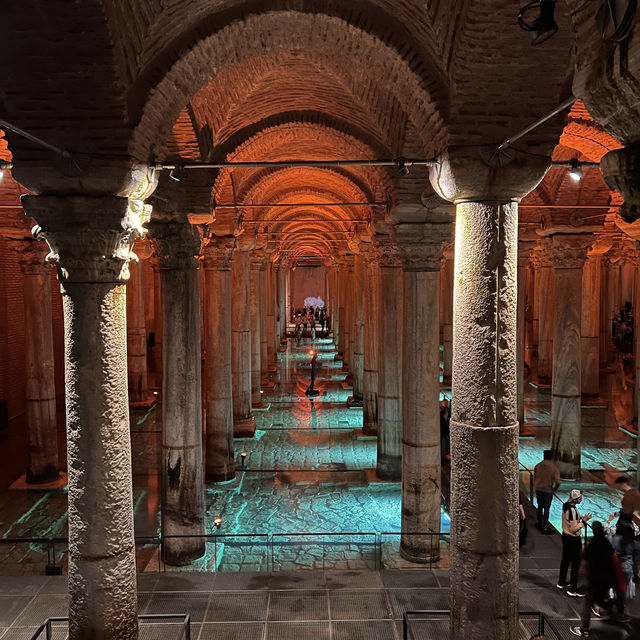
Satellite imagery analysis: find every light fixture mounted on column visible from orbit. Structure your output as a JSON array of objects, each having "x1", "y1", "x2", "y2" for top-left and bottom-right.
[
  {"x1": 213, "y1": 516, "x2": 223, "y2": 529},
  {"x1": 169, "y1": 163, "x2": 184, "y2": 182},
  {"x1": 518, "y1": 1, "x2": 558, "y2": 45},
  {"x1": 396, "y1": 157, "x2": 410, "y2": 177}
]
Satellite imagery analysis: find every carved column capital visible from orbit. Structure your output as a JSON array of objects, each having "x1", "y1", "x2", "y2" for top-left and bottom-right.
[
  {"x1": 250, "y1": 248, "x2": 267, "y2": 270},
  {"x1": 517, "y1": 241, "x2": 537, "y2": 268},
  {"x1": 235, "y1": 231, "x2": 256, "y2": 252},
  {"x1": 394, "y1": 222, "x2": 452, "y2": 272},
  {"x1": 372, "y1": 236, "x2": 402, "y2": 267},
  {"x1": 149, "y1": 220, "x2": 202, "y2": 270},
  {"x1": 22, "y1": 195, "x2": 148, "y2": 283},
  {"x1": 601, "y1": 143, "x2": 640, "y2": 223},
  {"x1": 547, "y1": 234, "x2": 594, "y2": 270},
  {"x1": 202, "y1": 236, "x2": 235, "y2": 270},
  {"x1": 14, "y1": 239, "x2": 52, "y2": 276},
  {"x1": 532, "y1": 242, "x2": 553, "y2": 269}
]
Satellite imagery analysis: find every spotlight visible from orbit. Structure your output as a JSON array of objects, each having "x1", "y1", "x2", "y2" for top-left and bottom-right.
[
  {"x1": 396, "y1": 157, "x2": 410, "y2": 177},
  {"x1": 569, "y1": 159, "x2": 583, "y2": 182},
  {"x1": 169, "y1": 164, "x2": 184, "y2": 182},
  {"x1": 518, "y1": 1, "x2": 558, "y2": 45},
  {"x1": 240, "y1": 449, "x2": 248, "y2": 468},
  {"x1": 213, "y1": 516, "x2": 223, "y2": 529}
]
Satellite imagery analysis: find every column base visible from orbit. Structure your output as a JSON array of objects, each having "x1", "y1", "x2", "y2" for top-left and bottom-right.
[
  {"x1": 362, "y1": 423, "x2": 378, "y2": 436},
  {"x1": 206, "y1": 467, "x2": 236, "y2": 483},
  {"x1": 234, "y1": 415, "x2": 256, "y2": 438},
  {"x1": 12, "y1": 471, "x2": 67, "y2": 490},
  {"x1": 376, "y1": 455, "x2": 401, "y2": 481},
  {"x1": 399, "y1": 539, "x2": 440, "y2": 564},
  {"x1": 163, "y1": 539, "x2": 206, "y2": 566}
]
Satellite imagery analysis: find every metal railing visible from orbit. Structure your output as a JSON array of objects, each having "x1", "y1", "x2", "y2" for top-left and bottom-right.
[
  {"x1": 0, "y1": 531, "x2": 451, "y2": 575},
  {"x1": 403, "y1": 610, "x2": 566, "y2": 640},
  {"x1": 29, "y1": 614, "x2": 191, "y2": 640}
]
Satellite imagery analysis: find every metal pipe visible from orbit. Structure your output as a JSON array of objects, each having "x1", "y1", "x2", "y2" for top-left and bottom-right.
[
  {"x1": 497, "y1": 96, "x2": 577, "y2": 151},
  {"x1": 158, "y1": 157, "x2": 435, "y2": 170},
  {"x1": 0, "y1": 121, "x2": 68, "y2": 156}
]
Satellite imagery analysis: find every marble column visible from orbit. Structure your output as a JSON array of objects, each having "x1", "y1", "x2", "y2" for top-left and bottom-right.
[
  {"x1": 525, "y1": 262, "x2": 536, "y2": 367},
  {"x1": 17, "y1": 240, "x2": 59, "y2": 483},
  {"x1": 581, "y1": 254, "x2": 601, "y2": 396},
  {"x1": 536, "y1": 245, "x2": 554, "y2": 381},
  {"x1": 350, "y1": 253, "x2": 365, "y2": 403},
  {"x1": 338, "y1": 263, "x2": 348, "y2": 360},
  {"x1": 250, "y1": 250, "x2": 265, "y2": 407},
  {"x1": 441, "y1": 245, "x2": 454, "y2": 383},
  {"x1": 517, "y1": 242, "x2": 536, "y2": 428},
  {"x1": 25, "y1": 194, "x2": 143, "y2": 639},
  {"x1": 362, "y1": 247, "x2": 380, "y2": 435},
  {"x1": 374, "y1": 240, "x2": 403, "y2": 480},
  {"x1": 549, "y1": 234, "x2": 592, "y2": 479},
  {"x1": 397, "y1": 224, "x2": 450, "y2": 562},
  {"x1": 260, "y1": 261, "x2": 268, "y2": 375},
  {"x1": 429, "y1": 149, "x2": 549, "y2": 640},
  {"x1": 126, "y1": 239, "x2": 153, "y2": 406},
  {"x1": 266, "y1": 262, "x2": 276, "y2": 364},
  {"x1": 151, "y1": 220, "x2": 206, "y2": 564},
  {"x1": 231, "y1": 234, "x2": 256, "y2": 437},
  {"x1": 151, "y1": 259, "x2": 163, "y2": 389},
  {"x1": 530, "y1": 255, "x2": 540, "y2": 353},
  {"x1": 202, "y1": 236, "x2": 236, "y2": 482},
  {"x1": 277, "y1": 264, "x2": 286, "y2": 341},
  {"x1": 599, "y1": 258, "x2": 611, "y2": 365}
]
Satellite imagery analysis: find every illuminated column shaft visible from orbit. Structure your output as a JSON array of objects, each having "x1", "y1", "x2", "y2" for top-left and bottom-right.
[
  {"x1": 363, "y1": 248, "x2": 380, "y2": 434},
  {"x1": 517, "y1": 242, "x2": 535, "y2": 428},
  {"x1": 398, "y1": 225, "x2": 450, "y2": 562},
  {"x1": 18, "y1": 240, "x2": 59, "y2": 484},
  {"x1": 152, "y1": 220, "x2": 206, "y2": 564},
  {"x1": 25, "y1": 195, "x2": 141, "y2": 640},
  {"x1": 375, "y1": 241, "x2": 403, "y2": 480},
  {"x1": 231, "y1": 236, "x2": 257, "y2": 437},
  {"x1": 536, "y1": 248, "x2": 554, "y2": 380},
  {"x1": 441, "y1": 247, "x2": 454, "y2": 382},
  {"x1": 266, "y1": 263, "x2": 276, "y2": 363},
  {"x1": 260, "y1": 262, "x2": 268, "y2": 375},
  {"x1": 581, "y1": 254, "x2": 601, "y2": 396},
  {"x1": 549, "y1": 234, "x2": 591, "y2": 480},
  {"x1": 250, "y1": 251, "x2": 264, "y2": 407},
  {"x1": 203, "y1": 237, "x2": 236, "y2": 482},
  {"x1": 151, "y1": 259, "x2": 163, "y2": 388},
  {"x1": 351, "y1": 253, "x2": 365, "y2": 400}
]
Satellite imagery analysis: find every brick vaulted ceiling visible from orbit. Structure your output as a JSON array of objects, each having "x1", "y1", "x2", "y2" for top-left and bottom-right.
[{"x1": 0, "y1": 1, "x2": 627, "y2": 263}]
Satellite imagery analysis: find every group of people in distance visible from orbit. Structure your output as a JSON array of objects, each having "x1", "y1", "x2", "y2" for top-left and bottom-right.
[
  {"x1": 533, "y1": 451, "x2": 639, "y2": 637},
  {"x1": 293, "y1": 306, "x2": 330, "y2": 342}
]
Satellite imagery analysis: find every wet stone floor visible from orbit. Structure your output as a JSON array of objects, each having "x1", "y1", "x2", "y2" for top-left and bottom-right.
[{"x1": 0, "y1": 335, "x2": 638, "y2": 576}]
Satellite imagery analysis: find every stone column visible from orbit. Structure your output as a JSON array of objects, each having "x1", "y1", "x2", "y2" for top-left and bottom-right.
[
  {"x1": 525, "y1": 261, "x2": 536, "y2": 367},
  {"x1": 517, "y1": 242, "x2": 536, "y2": 428},
  {"x1": 549, "y1": 234, "x2": 592, "y2": 479},
  {"x1": 126, "y1": 238, "x2": 153, "y2": 406},
  {"x1": 266, "y1": 262, "x2": 276, "y2": 364},
  {"x1": 581, "y1": 254, "x2": 601, "y2": 396},
  {"x1": 25, "y1": 194, "x2": 143, "y2": 639},
  {"x1": 151, "y1": 220, "x2": 206, "y2": 564},
  {"x1": 530, "y1": 255, "x2": 540, "y2": 354},
  {"x1": 599, "y1": 258, "x2": 611, "y2": 365},
  {"x1": 350, "y1": 252, "x2": 365, "y2": 403},
  {"x1": 397, "y1": 223, "x2": 451, "y2": 562},
  {"x1": 260, "y1": 261, "x2": 268, "y2": 375},
  {"x1": 151, "y1": 259, "x2": 163, "y2": 389},
  {"x1": 441, "y1": 245, "x2": 454, "y2": 383},
  {"x1": 374, "y1": 240, "x2": 403, "y2": 479},
  {"x1": 17, "y1": 240, "x2": 59, "y2": 483},
  {"x1": 202, "y1": 236, "x2": 236, "y2": 482},
  {"x1": 535, "y1": 245, "x2": 554, "y2": 382},
  {"x1": 277, "y1": 264, "x2": 286, "y2": 341},
  {"x1": 362, "y1": 246, "x2": 380, "y2": 434},
  {"x1": 338, "y1": 263, "x2": 349, "y2": 360},
  {"x1": 231, "y1": 234, "x2": 256, "y2": 437},
  {"x1": 429, "y1": 149, "x2": 549, "y2": 640},
  {"x1": 250, "y1": 250, "x2": 265, "y2": 407}
]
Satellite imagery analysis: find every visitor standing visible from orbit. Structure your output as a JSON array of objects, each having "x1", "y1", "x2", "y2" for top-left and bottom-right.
[
  {"x1": 534, "y1": 450, "x2": 560, "y2": 534},
  {"x1": 569, "y1": 521, "x2": 629, "y2": 637},
  {"x1": 558, "y1": 489, "x2": 592, "y2": 597}
]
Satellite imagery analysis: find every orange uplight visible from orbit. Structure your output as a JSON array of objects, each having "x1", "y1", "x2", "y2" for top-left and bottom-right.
[{"x1": 309, "y1": 350, "x2": 314, "y2": 356}]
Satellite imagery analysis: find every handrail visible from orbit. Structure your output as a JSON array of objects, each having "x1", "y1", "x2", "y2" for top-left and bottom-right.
[
  {"x1": 29, "y1": 614, "x2": 191, "y2": 640},
  {"x1": 402, "y1": 610, "x2": 566, "y2": 640}
]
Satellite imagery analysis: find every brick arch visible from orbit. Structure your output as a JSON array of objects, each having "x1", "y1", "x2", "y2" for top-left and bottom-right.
[
  {"x1": 129, "y1": 11, "x2": 448, "y2": 160},
  {"x1": 189, "y1": 50, "x2": 406, "y2": 155},
  {"x1": 212, "y1": 123, "x2": 393, "y2": 205}
]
